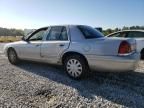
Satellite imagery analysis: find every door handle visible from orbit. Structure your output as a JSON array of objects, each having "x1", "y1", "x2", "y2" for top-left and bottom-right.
[{"x1": 59, "y1": 44, "x2": 65, "y2": 47}]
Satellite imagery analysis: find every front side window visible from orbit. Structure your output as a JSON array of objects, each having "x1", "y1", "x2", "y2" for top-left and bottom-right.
[
  {"x1": 28, "y1": 28, "x2": 47, "y2": 41},
  {"x1": 77, "y1": 25, "x2": 104, "y2": 39},
  {"x1": 46, "y1": 26, "x2": 68, "y2": 41},
  {"x1": 127, "y1": 31, "x2": 144, "y2": 38}
]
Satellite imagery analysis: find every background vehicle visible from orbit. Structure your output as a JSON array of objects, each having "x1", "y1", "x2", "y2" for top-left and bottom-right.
[
  {"x1": 4, "y1": 25, "x2": 139, "y2": 79},
  {"x1": 107, "y1": 30, "x2": 144, "y2": 60}
]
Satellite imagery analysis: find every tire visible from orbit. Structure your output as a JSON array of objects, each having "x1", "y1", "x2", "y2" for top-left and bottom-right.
[
  {"x1": 141, "y1": 50, "x2": 144, "y2": 60},
  {"x1": 64, "y1": 55, "x2": 89, "y2": 79},
  {"x1": 141, "y1": 54, "x2": 144, "y2": 60},
  {"x1": 7, "y1": 48, "x2": 19, "y2": 65}
]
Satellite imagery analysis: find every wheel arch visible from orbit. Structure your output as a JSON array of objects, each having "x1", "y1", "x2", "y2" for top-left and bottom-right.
[
  {"x1": 7, "y1": 47, "x2": 17, "y2": 56},
  {"x1": 61, "y1": 51, "x2": 89, "y2": 66}
]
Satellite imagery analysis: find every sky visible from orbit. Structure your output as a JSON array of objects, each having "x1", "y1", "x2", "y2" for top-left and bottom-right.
[{"x1": 0, "y1": 0, "x2": 144, "y2": 29}]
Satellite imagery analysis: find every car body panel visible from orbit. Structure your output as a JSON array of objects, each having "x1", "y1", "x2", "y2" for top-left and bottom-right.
[
  {"x1": 107, "y1": 30, "x2": 144, "y2": 53},
  {"x1": 4, "y1": 25, "x2": 140, "y2": 72},
  {"x1": 135, "y1": 39, "x2": 144, "y2": 53},
  {"x1": 86, "y1": 52, "x2": 139, "y2": 72}
]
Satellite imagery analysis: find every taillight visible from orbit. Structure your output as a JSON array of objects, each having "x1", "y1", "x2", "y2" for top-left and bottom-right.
[{"x1": 118, "y1": 41, "x2": 132, "y2": 55}]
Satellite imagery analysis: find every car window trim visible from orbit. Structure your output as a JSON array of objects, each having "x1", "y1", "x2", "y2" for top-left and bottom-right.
[
  {"x1": 27, "y1": 27, "x2": 48, "y2": 41},
  {"x1": 109, "y1": 32, "x2": 121, "y2": 37},
  {"x1": 109, "y1": 31, "x2": 128, "y2": 38}
]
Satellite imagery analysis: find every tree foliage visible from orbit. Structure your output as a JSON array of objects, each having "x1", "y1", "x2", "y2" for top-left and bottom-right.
[
  {"x1": 0, "y1": 26, "x2": 144, "y2": 36},
  {"x1": 103, "y1": 26, "x2": 144, "y2": 36},
  {"x1": 0, "y1": 27, "x2": 24, "y2": 36}
]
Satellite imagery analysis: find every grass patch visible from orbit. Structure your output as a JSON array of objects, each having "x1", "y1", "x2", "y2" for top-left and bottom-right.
[{"x1": 0, "y1": 36, "x2": 22, "y2": 42}]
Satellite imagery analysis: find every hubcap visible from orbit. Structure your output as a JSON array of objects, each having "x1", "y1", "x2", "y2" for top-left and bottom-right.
[
  {"x1": 66, "y1": 59, "x2": 82, "y2": 77},
  {"x1": 9, "y1": 50, "x2": 16, "y2": 62}
]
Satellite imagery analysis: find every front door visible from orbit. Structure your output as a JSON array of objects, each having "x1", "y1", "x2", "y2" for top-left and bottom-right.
[{"x1": 19, "y1": 28, "x2": 48, "y2": 60}]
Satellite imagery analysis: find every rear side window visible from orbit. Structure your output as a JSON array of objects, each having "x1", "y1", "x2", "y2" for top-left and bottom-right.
[
  {"x1": 46, "y1": 26, "x2": 68, "y2": 41},
  {"x1": 77, "y1": 25, "x2": 104, "y2": 39},
  {"x1": 127, "y1": 31, "x2": 144, "y2": 38}
]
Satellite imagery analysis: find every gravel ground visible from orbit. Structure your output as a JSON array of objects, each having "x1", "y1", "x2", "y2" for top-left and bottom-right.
[{"x1": 0, "y1": 43, "x2": 144, "y2": 108}]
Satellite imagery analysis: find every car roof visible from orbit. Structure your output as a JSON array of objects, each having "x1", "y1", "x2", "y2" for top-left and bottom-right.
[
  {"x1": 39, "y1": 24, "x2": 93, "y2": 28},
  {"x1": 107, "y1": 30, "x2": 144, "y2": 36}
]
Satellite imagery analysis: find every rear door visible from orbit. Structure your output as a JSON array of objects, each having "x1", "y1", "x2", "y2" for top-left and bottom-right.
[{"x1": 40, "y1": 26, "x2": 70, "y2": 63}]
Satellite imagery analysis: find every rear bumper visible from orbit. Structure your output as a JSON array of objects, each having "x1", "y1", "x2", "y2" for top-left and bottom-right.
[{"x1": 87, "y1": 52, "x2": 140, "y2": 72}]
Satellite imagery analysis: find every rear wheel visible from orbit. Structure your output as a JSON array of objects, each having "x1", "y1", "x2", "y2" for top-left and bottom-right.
[
  {"x1": 7, "y1": 48, "x2": 19, "y2": 65},
  {"x1": 64, "y1": 55, "x2": 89, "y2": 79},
  {"x1": 141, "y1": 49, "x2": 144, "y2": 60}
]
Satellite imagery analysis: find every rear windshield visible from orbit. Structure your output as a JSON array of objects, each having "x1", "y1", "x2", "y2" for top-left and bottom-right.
[{"x1": 77, "y1": 25, "x2": 104, "y2": 39}]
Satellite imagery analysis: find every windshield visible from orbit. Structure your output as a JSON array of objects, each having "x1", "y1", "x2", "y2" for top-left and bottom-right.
[{"x1": 77, "y1": 25, "x2": 104, "y2": 39}]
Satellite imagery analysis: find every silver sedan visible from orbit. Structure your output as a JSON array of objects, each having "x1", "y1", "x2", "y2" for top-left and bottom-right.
[{"x1": 4, "y1": 25, "x2": 140, "y2": 79}]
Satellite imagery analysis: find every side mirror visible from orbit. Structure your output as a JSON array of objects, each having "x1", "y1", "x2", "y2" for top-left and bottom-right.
[
  {"x1": 21, "y1": 36, "x2": 25, "y2": 41},
  {"x1": 21, "y1": 36, "x2": 29, "y2": 42}
]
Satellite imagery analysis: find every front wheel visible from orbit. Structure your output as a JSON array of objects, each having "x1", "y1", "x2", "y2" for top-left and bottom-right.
[
  {"x1": 64, "y1": 55, "x2": 89, "y2": 79},
  {"x1": 141, "y1": 53, "x2": 144, "y2": 60},
  {"x1": 7, "y1": 48, "x2": 19, "y2": 65}
]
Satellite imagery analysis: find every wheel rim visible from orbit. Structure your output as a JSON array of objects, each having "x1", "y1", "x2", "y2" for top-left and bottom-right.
[
  {"x1": 66, "y1": 59, "x2": 82, "y2": 77},
  {"x1": 9, "y1": 50, "x2": 16, "y2": 62}
]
